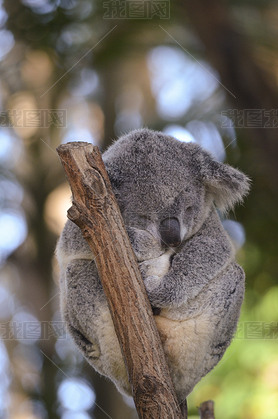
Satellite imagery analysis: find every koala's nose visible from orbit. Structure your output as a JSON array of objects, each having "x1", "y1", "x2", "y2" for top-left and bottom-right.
[{"x1": 159, "y1": 217, "x2": 181, "y2": 248}]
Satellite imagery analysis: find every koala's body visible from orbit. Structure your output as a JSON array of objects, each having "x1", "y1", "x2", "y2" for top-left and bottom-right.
[{"x1": 56, "y1": 129, "x2": 250, "y2": 402}]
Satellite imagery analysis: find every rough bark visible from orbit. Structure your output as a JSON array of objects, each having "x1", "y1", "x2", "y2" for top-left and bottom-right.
[{"x1": 56, "y1": 141, "x2": 184, "y2": 419}]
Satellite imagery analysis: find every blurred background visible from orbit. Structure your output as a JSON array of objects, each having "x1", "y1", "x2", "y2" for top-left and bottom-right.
[{"x1": 0, "y1": 0, "x2": 278, "y2": 418}]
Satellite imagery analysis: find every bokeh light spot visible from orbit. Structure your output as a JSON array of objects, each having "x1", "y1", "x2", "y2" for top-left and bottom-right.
[{"x1": 58, "y1": 378, "x2": 95, "y2": 411}]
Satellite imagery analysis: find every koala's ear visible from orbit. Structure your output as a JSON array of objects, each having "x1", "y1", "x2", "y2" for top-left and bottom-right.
[{"x1": 198, "y1": 150, "x2": 251, "y2": 211}]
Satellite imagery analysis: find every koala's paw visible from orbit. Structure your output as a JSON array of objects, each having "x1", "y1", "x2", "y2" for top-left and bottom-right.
[
  {"x1": 80, "y1": 340, "x2": 100, "y2": 360},
  {"x1": 144, "y1": 275, "x2": 162, "y2": 294},
  {"x1": 139, "y1": 252, "x2": 171, "y2": 280}
]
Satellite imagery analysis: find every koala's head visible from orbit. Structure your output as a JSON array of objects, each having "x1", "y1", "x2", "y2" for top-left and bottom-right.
[{"x1": 103, "y1": 129, "x2": 250, "y2": 254}]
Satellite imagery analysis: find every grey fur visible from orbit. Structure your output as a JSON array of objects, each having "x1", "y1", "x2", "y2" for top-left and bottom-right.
[{"x1": 56, "y1": 128, "x2": 250, "y2": 402}]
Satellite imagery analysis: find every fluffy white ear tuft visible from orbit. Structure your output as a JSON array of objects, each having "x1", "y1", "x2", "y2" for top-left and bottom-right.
[{"x1": 198, "y1": 150, "x2": 251, "y2": 211}]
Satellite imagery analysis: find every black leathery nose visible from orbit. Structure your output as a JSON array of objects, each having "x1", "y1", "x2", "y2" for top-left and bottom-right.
[{"x1": 159, "y1": 217, "x2": 181, "y2": 248}]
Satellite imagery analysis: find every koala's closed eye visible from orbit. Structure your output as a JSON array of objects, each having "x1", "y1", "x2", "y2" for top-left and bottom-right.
[{"x1": 159, "y1": 217, "x2": 181, "y2": 248}]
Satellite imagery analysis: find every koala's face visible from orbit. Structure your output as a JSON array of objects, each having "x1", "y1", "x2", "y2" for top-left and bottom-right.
[
  {"x1": 117, "y1": 176, "x2": 208, "y2": 251},
  {"x1": 103, "y1": 129, "x2": 250, "y2": 262}
]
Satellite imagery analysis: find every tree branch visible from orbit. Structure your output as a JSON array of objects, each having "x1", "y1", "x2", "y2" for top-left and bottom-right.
[
  {"x1": 56, "y1": 141, "x2": 184, "y2": 419},
  {"x1": 199, "y1": 400, "x2": 215, "y2": 419}
]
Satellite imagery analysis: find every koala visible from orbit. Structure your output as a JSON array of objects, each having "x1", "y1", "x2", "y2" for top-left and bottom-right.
[{"x1": 56, "y1": 128, "x2": 250, "y2": 403}]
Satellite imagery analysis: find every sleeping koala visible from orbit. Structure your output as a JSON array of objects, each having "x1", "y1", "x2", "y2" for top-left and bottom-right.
[{"x1": 56, "y1": 128, "x2": 250, "y2": 403}]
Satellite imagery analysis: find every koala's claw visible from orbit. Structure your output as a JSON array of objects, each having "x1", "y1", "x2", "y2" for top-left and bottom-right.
[
  {"x1": 82, "y1": 341, "x2": 100, "y2": 359},
  {"x1": 68, "y1": 324, "x2": 101, "y2": 359},
  {"x1": 87, "y1": 344, "x2": 101, "y2": 359},
  {"x1": 74, "y1": 330, "x2": 100, "y2": 359},
  {"x1": 152, "y1": 306, "x2": 161, "y2": 315}
]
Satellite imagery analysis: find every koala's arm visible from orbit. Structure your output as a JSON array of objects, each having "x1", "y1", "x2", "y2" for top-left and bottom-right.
[
  {"x1": 61, "y1": 259, "x2": 105, "y2": 358},
  {"x1": 56, "y1": 220, "x2": 104, "y2": 357},
  {"x1": 145, "y1": 208, "x2": 235, "y2": 308},
  {"x1": 57, "y1": 220, "x2": 132, "y2": 395}
]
